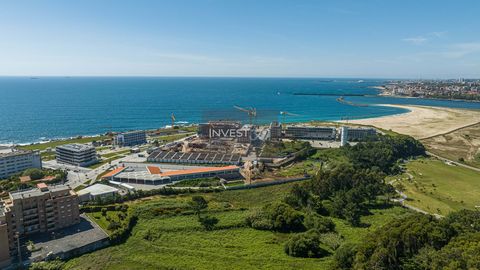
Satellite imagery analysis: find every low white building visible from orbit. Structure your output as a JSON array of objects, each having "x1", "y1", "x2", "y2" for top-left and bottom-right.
[{"x1": 77, "y1": 184, "x2": 119, "y2": 202}]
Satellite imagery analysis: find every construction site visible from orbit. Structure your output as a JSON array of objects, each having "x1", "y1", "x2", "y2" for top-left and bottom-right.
[{"x1": 137, "y1": 106, "x2": 379, "y2": 187}]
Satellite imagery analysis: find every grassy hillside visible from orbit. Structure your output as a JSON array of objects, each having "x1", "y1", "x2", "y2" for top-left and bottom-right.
[
  {"x1": 65, "y1": 183, "x2": 409, "y2": 270},
  {"x1": 390, "y1": 158, "x2": 480, "y2": 215},
  {"x1": 422, "y1": 123, "x2": 480, "y2": 168}
]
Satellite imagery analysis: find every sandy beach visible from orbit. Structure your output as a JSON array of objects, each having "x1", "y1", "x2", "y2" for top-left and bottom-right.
[{"x1": 344, "y1": 104, "x2": 480, "y2": 139}]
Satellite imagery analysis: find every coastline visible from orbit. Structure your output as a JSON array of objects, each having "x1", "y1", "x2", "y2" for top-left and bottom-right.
[
  {"x1": 344, "y1": 104, "x2": 480, "y2": 139},
  {"x1": 5, "y1": 104, "x2": 480, "y2": 146}
]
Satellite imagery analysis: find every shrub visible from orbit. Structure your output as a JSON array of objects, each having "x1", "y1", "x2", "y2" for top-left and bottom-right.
[
  {"x1": 107, "y1": 221, "x2": 122, "y2": 231},
  {"x1": 303, "y1": 212, "x2": 335, "y2": 233},
  {"x1": 284, "y1": 230, "x2": 329, "y2": 258},
  {"x1": 199, "y1": 215, "x2": 219, "y2": 231},
  {"x1": 246, "y1": 202, "x2": 304, "y2": 232},
  {"x1": 319, "y1": 232, "x2": 343, "y2": 250},
  {"x1": 29, "y1": 259, "x2": 65, "y2": 270},
  {"x1": 245, "y1": 209, "x2": 273, "y2": 230},
  {"x1": 333, "y1": 243, "x2": 357, "y2": 270}
]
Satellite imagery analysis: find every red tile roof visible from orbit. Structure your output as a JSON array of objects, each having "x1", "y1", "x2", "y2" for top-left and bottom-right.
[
  {"x1": 102, "y1": 167, "x2": 126, "y2": 178},
  {"x1": 147, "y1": 166, "x2": 162, "y2": 174},
  {"x1": 158, "y1": 165, "x2": 239, "y2": 177},
  {"x1": 37, "y1": 183, "x2": 48, "y2": 189}
]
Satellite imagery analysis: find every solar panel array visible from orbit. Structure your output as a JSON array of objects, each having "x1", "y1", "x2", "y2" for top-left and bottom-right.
[{"x1": 148, "y1": 150, "x2": 241, "y2": 164}]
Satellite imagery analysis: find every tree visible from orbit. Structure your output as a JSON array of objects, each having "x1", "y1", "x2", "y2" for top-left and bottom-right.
[
  {"x1": 199, "y1": 215, "x2": 219, "y2": 231},
  {"x1": 284, "y1": 230, "x2": 329, "y2": 258},
  {"x1": 343, "y1": 202, "x2": 362, "y2": 227},
  {"x1": 246, "y1": 202, "x2": 304, "y2": 232},
  {"x1": 303, "y1": 212, "x2": 335, "y2": 233},
  {"x1": 107, "y1": 221, "x2": 122, "y2": 231},
  {"x1": 23, "y1": 168, "x2": 45, "y2": 180},
  {"x1": 333, "y1": 243, "x2": 357, "y2": 270},
  {"x1": 189, "y1": 196, "x2": 208, "y2": 218}
]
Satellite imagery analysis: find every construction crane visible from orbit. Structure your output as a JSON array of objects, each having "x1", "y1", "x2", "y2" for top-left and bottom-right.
[
  {"x1": 280, "y1": 111, "x2": 299, "y2": 128},
  {"x1": 170, "y1": 113, "x2": 176, "y2": 129},
  {"x1": 340, "y1": 116, "x2": 351, "y2": 124},
  {"x1": 234, "y1": 105, "x2": 257, "y2": 125}
]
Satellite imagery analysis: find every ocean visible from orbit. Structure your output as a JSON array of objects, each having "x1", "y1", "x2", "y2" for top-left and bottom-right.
[{"x1": 1, "y1": 77, "x2": 479, "y2": 144}]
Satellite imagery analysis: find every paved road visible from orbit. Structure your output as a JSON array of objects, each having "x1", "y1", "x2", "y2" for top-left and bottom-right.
[
  {"x1": 388, "y1": 175, "x2": 443, "y2": 219},
  {"x1": 426, "y1": 151, "x2": 480, "y2": 173}
]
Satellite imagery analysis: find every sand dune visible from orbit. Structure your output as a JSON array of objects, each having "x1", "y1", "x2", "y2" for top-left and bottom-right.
[{"x1": 344, "y1": 105, "x2": 480, "y2": 139}]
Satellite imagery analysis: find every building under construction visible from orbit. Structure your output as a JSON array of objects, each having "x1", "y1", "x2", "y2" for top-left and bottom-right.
[{"x1": 198, "y1": 121, "x2": 242, "y2": 139}]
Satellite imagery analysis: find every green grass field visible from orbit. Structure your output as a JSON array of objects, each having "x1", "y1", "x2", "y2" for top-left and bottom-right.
[
  {"x1": 101, "y1": 150, "x2": 130, "y2": 158},
  {"x1": 390, "y1": 158, "x2": 480, "y2": 215},
  {"x1": 18, "y1": 135, "x2": 109, "y2": 151},
  {"x1": 64, "y1": 183, "x2": 409, "y2": 270}
]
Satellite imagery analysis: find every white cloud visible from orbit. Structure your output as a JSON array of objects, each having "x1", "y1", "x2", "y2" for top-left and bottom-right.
[
  {"x1": 402, "y1": 36, "x2": 428, "y2": 45},
  {"x1": 153, "y1": 53, "x2": 222, "y2": 63},
  {"x1": 429, "y1": 31, "x2": 447, "y2": 38},
  {"x1": 440, "y1": 42, "x2": 480, "y2": 58}
]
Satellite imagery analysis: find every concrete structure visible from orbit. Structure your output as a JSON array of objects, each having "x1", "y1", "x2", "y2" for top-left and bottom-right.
[
  {"x1": 0, "y1": 183, "x2": 80, "y2": 260},
  {"x1": 344, "y1": 127, "x2": 377, "y2": 141},
  {"x1": 76, "y1": 184, "x2": 119, "y2": 203},
  {"x1": 148, "y1": 150, "x2": 241, "y2": 165},
  {"x1": 198, "y1": 121, "x2": 242, "y2": 139},
  {"x1": 269, "y1": 121, "x2": 282, "y2": 139},
  {"x1": 102, "y1": 164, "x2": 240, "y2": 185},
  {"x1": 115, "y1": 130, "x2": 147, "y2": 146},
  {"x1": 56, "y1": 143, "x2": 97, "y2": 167},
  {"x1": 237, "y1": 125, "x2": 256, "y2": 143},
  {"x1": 0, "y1": 205, "x2": 10, "y2": 268},
  {"x1": 28, "y1": 214, "x2": 109, "y2": 263},
  {"x1": 340, "y1": 126, "x2": 348, "y2": 146},
  {"x1": 285, "y1": 126, "x2": 336, "y2": 140},
  {"x1": 0, "y1": 148, "x2": 42, "y2": 179}
]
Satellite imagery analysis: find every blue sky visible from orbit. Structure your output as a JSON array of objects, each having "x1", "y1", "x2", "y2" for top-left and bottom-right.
[{"x1": 1, "y1": 0, "x2": 479, "y2": 78}]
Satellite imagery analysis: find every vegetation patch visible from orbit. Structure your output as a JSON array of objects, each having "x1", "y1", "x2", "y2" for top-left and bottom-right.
[{"x1": 388, "y1": 158, "x2": 480, "y2": 214}]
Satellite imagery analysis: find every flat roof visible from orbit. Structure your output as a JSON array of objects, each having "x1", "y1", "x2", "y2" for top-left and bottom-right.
[
  {"x1": 121, "y1": 130, "x2": 146, "y2": 135},
  {"x1": 56, "y1": 143, "x2": 94, "y2": 152},
  {"x1": 0, "y1": 148, "x2": 36, "y2": 158},
  {"x1": 10, "y1": 184, "x2": 72, "y2": 200},
  {"x1": 77, "y1": 184, "x2": 118, "y2": 196}
]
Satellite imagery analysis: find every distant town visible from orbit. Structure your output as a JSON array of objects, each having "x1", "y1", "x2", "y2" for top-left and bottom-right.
[{"x1": 380, "y1": 79, "x2": 480, "y2": 101}]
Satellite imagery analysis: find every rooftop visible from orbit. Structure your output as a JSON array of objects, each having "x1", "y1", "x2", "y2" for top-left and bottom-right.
[
  {"x1": 77, "y1": 184, "x2": 119, "y2": 197},
  {"x1": 147, "y1": 166, "x2": 162, "y2": 174},
  {"x1": 0, "y1": 148, "x2": 36, "y2": 158},
  {"x1": 101, "y1": 166, "x2": 126, "y2": 179},
  {"x1": 158, "y1": 165, "x2": 239, "y2": 177},
  {"x1": 121, "y1": 130, "x2": 146, "y2": 135},
  {"x1": 56, "y1": 143, "x2": 94, "y2": 152},
  {"x1": 9, "y1": 184, "x2": 73, "y2": 200}
]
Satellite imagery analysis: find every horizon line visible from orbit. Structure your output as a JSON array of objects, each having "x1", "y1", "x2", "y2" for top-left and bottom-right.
[{"x1": 0, "y1": 75, "x2": 476, "y2": 80}]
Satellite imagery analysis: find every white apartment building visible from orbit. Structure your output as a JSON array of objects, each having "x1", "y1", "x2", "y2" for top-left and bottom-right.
[{"x1": 0, "y1": 148, "x2": 42, "y2": 179}]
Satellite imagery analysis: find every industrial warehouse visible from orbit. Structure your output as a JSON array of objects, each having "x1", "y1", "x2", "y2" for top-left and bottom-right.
[{"x1": 102, "y1": 164, "x2": 240, "y2": 185}]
